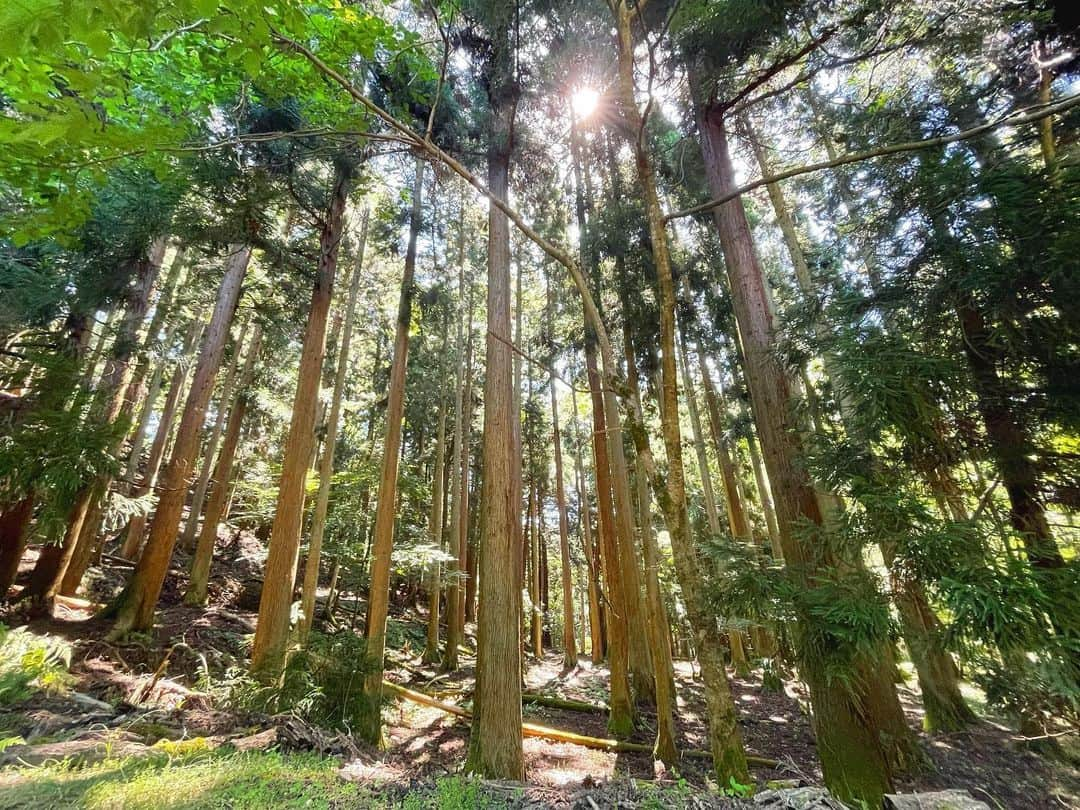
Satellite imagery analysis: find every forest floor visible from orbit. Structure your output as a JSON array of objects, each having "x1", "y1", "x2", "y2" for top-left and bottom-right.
[{"x1": 0, "y1": 530, "x2": 1078, "y2": 809}]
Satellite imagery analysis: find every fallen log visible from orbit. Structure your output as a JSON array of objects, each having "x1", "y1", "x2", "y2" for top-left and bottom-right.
[
  {"x1": 522, "y1": 693, "x2": 608, "y2": 713},
  {"x1": 382, "y1": 680, "x2": 778, "y2": 768}
]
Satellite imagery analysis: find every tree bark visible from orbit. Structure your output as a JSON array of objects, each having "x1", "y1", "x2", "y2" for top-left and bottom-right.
[
  {"x1": 465, "y1": 52, "x2": 525, "y2": 775},
  {"x1": 696, "y1": 99, "x2": 903, "y2": 805},
  {"x1": 549, "y1": 296, "x2": 577, "y2": 669},
  {"x1": 422, "y1": 307, "x2": 450, "y2": 664},
  {"x1": 103, "y1": 243, "x2": 251, "y2": 636},
  {"x1": 358, "y1": 155, "x2": 422, "y2": 743},
  {"x1": 119, "y1": 319, "x2": 203, "y2": 561},
  {"x1": 184, "y1": 325, "x2": 262, "y2": 606},
  {"x1": 299, "y1": 208, "x2": 368, "y2": 643},
  {"x1": 611, "y1": 3, "x2": 747, "y2": 782},
  {"x1": 179, "y1": 319, "x2": 251, "y2": 552},
  {"x1": 251, "y1": 166, "x2": 351, "y2": 680}
]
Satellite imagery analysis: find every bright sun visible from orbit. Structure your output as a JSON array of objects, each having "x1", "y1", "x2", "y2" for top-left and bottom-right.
[{"x1": 571, "y1": 87, "x2": 600, "y2": 119}]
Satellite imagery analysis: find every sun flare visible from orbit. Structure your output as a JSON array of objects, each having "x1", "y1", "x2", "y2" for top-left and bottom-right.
[{"x1": 571, "y1": 86, "x2": 600, "y2": 119}]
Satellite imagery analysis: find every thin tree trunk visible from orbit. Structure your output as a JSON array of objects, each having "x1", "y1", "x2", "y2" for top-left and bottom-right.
[
  {"x1": 251, "y1": 166, "x2": 351, "y2": 680},
  {"x1": 180, "y1": 319, "x2": 251, "y2": 552},
  {"x1": 299, "y1": 208, "x2": 368, "y2": 643},
  {"x1": 572, "y1": 387, "x2": 604, "y2": 664},
  {"x1": 621, "y1": 322, "x2": 678, "y2": 766},
  {"x1": 184, "y1": 325, "x2": 262, "y2": 606},
  {"x1": 422, "y1": 310, "x2": 450, "y2": 664},
  {"x1": 612, "y1": 4, "x2": 747, "y2": 782},
  {"x1": 119, "y1": 319, "x2": 203, "y2": 561},
  {"x1": 676, "y1": 321, "x2": 722, "y2": 536},
  {"x1": 549, "y1": 299, "x2": 577, "y2": 669},
  {"x1": 444, "y1": 192, "x2": 471, "y2": 670},
  {"x1": 584, "y1": 340, "x2": 635, "y2": 737},
  {"x1": 358, "y1": 156, "x2": 422, "y2": 743},
  {"x1": 103, "y1": 244, "x2": 251, "y2": 636}
]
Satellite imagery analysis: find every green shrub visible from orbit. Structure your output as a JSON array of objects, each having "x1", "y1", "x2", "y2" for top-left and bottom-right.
[
  {"x1": 0, "y1": 624, "x2": 73, "y2": 705},
  {"x1": 207, "y1": 631, "x2": 377, "y2": 733}
]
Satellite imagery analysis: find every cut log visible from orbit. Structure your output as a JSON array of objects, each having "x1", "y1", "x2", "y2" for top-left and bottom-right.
[{"x1": 382, "y1": 681, "x2": 778, "y2": 768}]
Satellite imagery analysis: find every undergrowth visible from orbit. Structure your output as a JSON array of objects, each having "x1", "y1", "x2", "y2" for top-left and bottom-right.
[{"x1": 0, "y1": 624, "x2": 72, "y2": 706}]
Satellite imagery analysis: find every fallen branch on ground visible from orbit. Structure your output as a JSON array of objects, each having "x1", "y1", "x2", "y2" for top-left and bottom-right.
[
  {"x1": 522, "y1": 693, "x2": 609, "y2": 713},
  {"x1": 382, "y1": 681, "x2": 778, "y2": 768}
]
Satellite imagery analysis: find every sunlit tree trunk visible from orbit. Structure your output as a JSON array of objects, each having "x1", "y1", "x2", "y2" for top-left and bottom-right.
[
  {"x1": 444, "y1": 235, "x2": 474, "y2": 670},
  {"x1": 571, "y1": 386, "x2": 605, "y2": 663},
  {"x1": 549, "y1": 294, "x2": 577, "y2": 669},
  {"x1": 422, "y1": 310, "x2": 450, "y2": 665},
  {"x1": 27, "y1": 239, "x2": 168, "y2": 605},
  {"x1": 124, "y1": 248, "x2": 188, "y2": 484},
  {"x1": 584, "y1": 339, "x2": 635, "y2": 736},
  {"x1": 184, "y1": 325, "x2": 262, "y2": 606},
  {"x1": 466, "y1": 36, "x2": 525, "y2": 772},
  {"x1": 621, "y1": 320, "x2": 678, "y2": 766},
  {"x1": 119, "y1": 319, "x2": 203, "y2": 561},
  {"x1": 611, "y1": 3, "x2": 747, "y2": 782},
  {"x1": 251, "y1": 167, "x2": 351, "y2": 680},
  {"x1": 180, "y1": 319, "x2": 251, "y2": 552},
  {"x1": 358, "y1": 156, "x2": 422, "y2": 742},
  {"x1": 695, "y1": 98, "x2": 911, "y2": 805},
  {"x1": 299, "y1": 209, "x2": 368, "y2": 644},
  {"x1": 103, "y1": 243, "x2": 251, "y2": 636}
]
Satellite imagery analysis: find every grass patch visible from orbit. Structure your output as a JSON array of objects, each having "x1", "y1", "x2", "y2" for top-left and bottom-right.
[{"x1": 0, "y1": 749, "x2": 365, "y2": 809}]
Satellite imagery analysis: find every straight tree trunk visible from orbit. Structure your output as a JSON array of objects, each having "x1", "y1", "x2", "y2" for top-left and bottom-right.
[
  {"x1": 358, "y1": 156, "x2": 423, "y2": 742},
  {"x1": 695, "y1": 99, "x2": 904, "y2": 805},
  {"x1": 444, "y1": 248, "x2": 474, "y2": 669},
  {"x1": 571, "y1": 387, "x2": 605, "y2": 663},
  {"x1": 251, "y1": 166, "x2": 351, "y2": 680},
  {"x1": 184, "y1": 325, "x2": 262, "y2": 605},
  {"x1": 103, "y1": 244, "x2": 252, "y2": 636},
  {"x1": 584, "y1": 340, "x2": 635, "y2": 737},
  {"x1": 27, "y1": 239, "x2": 168, "y2": 604},
  {"x1": 119, "y1": 319, "x2": 203, "y2": 561},
  {"x1": 613, "y1": 4, "x2": 747, "y2": 783},
  {"x1": 422, "y1": 312, "x2": 450, "y2": 664},
  {"x1": 749, "y1": 123, "x2": 971, "y2": 730},
  {"x1": 465, "y1": 54, "x2": 525, "y2": 775},
  {"x1": 299, "y1": 208, "x2": 368, "y2": 643},
  {"x1": 621, "y1": 321, "x2": 678, "y2": 766},
  {"x1": 179, "y1": 319, "x2": 251, "y2": 552},
  {"x1": 549, "y1": 309, "x2": 578, "y2": 669}
]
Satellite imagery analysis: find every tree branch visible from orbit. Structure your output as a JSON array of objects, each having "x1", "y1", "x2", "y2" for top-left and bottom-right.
[{"x1": 665, "y1": 92, "x2": 1080, "y2": 223}]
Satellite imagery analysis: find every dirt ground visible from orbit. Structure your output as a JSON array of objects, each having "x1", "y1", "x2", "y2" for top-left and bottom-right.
[{"x1": 2, "y1": 534, "x2": 1078, "y2": 809}]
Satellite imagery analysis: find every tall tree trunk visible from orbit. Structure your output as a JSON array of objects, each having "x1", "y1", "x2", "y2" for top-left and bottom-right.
[
  {"x1": 251, "y1": 166, "x2": 351, "y2": 680},
  {"x1": 621, "y1": 321, "x2": 678, "y2": 766},
  {"x1": 584, "y1": 339, "x2": 635, "y2": 737},
  {"x1": 572, "y1": 387, "x2": 605, "y2": 663},
  {"x1": 748, "y1": 122, "x2": 971, "y2": 730},
  {"x1": 124, "y1": 249, "x2": 188, "y2": 484},
  {"x1": 549, "y1": 299, "x2": 577, "y2": 669},
  {"x1": 695, "y1": 99, "x2": 909, "y2": 805},
  {"x1": 103, "y1": 244, "x2": 251, "y2": 636},
  {"x1": 179, "y1": 319, "x2": 251, "y2": 552},
  {"x1": 299, "y1": 209, "x2": 368, "y2": 643},
  {"x1": 119, "y1": 319, "x2": 203, "y2": 561},
  {"x1": 185, "y1": 325, "x2": 262, "y2": 606},
  {"x1": 444, "y1": 242, "x2": 474, "y2": 670},
  {"x1": 358, "y1": 156, "x2": 422, "y2": 742},
  {"x1": 27, "y1": 239, "x2": 168, "y2": 605},
  {"x1": 422, "y1": 310, "x2": 450, "y2": 665},
  {"x1": 466, "y1": 50, "x2": 525, "y2": 775},
  {"x1": 612, "y1": 3, "x2": 747, "y2": 782},
  {"x1": 676, "y1": 322, "x2": 722, "y2": 536}
]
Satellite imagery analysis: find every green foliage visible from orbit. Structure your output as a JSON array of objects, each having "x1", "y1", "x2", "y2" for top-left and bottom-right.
[
  {"x1": 206, "y1": 631, "x2": 376, "y2": 733},
  {"x1": 0, "y1": 624, "x2": 73, "y2": 705}
]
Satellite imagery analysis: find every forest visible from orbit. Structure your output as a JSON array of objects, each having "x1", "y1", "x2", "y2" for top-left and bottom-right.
[{"x1": 0, "y1": 0, "x2": 1077, "y2": 808}]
